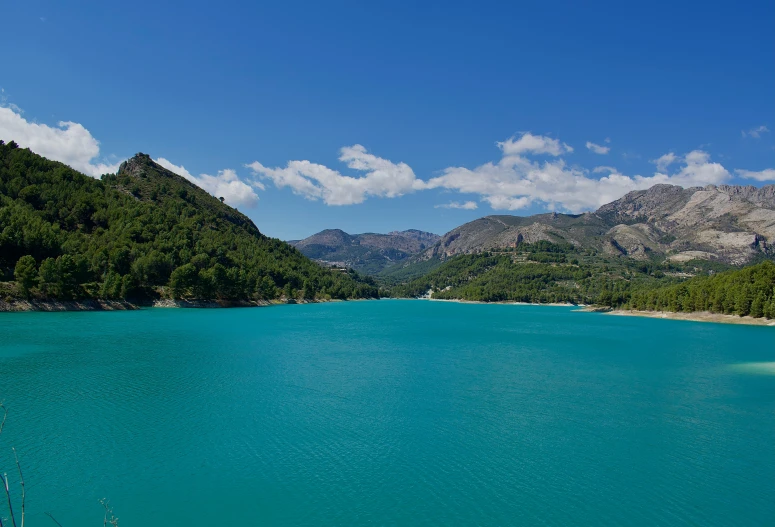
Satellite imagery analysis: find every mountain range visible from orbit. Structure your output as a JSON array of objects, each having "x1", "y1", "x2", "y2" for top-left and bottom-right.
[
  {"x1": 291, "y1": 229, "x2": 440, "y2": 274},
  {"x1": 397, "y1": 183, "x2": 775, "y2": 270},
  {"x1": 294, "y1": 183, "x2": 775, "y2": 282}
]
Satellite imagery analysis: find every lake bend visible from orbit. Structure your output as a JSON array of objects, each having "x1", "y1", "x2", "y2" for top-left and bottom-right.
[{"x1": 1, "y1": 300, "x2": 773, "y2": 526}]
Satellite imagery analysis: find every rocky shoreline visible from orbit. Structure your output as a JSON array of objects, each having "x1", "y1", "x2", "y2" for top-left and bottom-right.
[
  {"x1": 0, "y1": 298, "x2": 141, "y2": 312},
  {"x1": 0, "y1": 297, "x2": 331, "y2": 312}
]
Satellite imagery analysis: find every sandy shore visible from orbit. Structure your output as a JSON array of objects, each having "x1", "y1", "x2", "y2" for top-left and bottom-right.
[
  {"x1": 605, "y1": 309, "x2": 775, "y2": 326},
  {"x1": 426, "y1": 298, "x2": 581, "y2": 307}
]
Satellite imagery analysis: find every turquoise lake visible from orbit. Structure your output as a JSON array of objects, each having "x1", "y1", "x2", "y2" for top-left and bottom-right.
[{"x1": 0, "y1": 300, "x2": 773, "y2": 526}]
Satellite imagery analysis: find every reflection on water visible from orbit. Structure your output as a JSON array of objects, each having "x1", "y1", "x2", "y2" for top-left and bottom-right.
[{"x1": 731, "y1": 362, "x2": 775, "y2": 375}]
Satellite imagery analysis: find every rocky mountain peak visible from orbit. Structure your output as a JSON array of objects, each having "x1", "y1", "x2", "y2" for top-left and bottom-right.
[{"x1": 714, "y1": 184, "x2": 775, "y2": 209}]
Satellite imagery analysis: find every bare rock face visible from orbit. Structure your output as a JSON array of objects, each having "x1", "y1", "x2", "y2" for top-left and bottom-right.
[
  {"x1": 606, "y1": 224, "x2": 661, "y2": 260},
  {"x1": 428, "y1": 217, "x2": 557, "y2": 258},
  {"x1": 596, "y1": 184, "x2": 700, "y2": 223},
  {"x1": 715, "y1": 184, "x2": 775, "y2": 208},
  {"x1": 422, "y1": 212, "x2": 614, "y2": 259},
  {"x1": 417, "y1": 183, "x2": 775, "y2": 265},
  {"x1": 691, "y1": 230, "x2": 763, "y2": 265},
  {"x1": 668, "y1": 250, "x2": 716, "y2": 262}
]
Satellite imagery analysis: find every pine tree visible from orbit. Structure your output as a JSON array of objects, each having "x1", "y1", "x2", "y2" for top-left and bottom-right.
[
  {"x1": 38, "y1": 258, "x2": 59, "y2": 297},
  {"x1": 750, "y1": 293, "x2": 765, "y2": 318},
  {"x1": 14, "y1": 255, "x2": 38, "y2": 297}
]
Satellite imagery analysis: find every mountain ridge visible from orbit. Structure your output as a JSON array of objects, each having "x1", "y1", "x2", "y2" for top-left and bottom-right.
[
  {"x1": 292, "y1": 228, "x2": 440, "y2": 274},
  {"x1": 407, "y1": 183, "x2": 775, "y2": 267}
]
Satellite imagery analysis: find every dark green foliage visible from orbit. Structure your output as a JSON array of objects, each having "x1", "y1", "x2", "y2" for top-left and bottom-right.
[
  {"x1": 378, "y1": 255, "x2": 445, "y2": 284},
  {"x1": 169, "y1": 263, "x2": 198, "y2": 299},
  {"x1": 14, "y1": 255, "x2": 37, "y2": 296},
  {"x1": 256, "y1": 275, "x2": 277, "y2": 300},
  {"x1": 0, "y1": 142, "x2": 378, "y2": 302},
  {"x1": 36, "y1": 254, "x2": 80, "y2": 299}
]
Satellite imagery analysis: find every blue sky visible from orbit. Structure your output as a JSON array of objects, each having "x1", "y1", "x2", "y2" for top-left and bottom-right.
[{"x1": 1, "y1": 0, "x2": 773, "y2": 240}]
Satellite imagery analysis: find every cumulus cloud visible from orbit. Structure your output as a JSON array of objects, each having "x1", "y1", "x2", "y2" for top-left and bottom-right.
[
  {"x1": 246, "y1": 145, "x2": 425, "y2": 205},
  {"x1": 155, "y1": 158, "x2": 262, "y2": 208},
  {"x1": 498, "y1": 132, "x2": 573, "y2": 156},
  {"x1": 735, "y1": 168, "x2": 775, "y2": 182},
  {"x1": 742, "y1": 125, "x2": 770, "y2": 139},
  {"x1": 586, "y1": 141, "x2": 610, "y2": 155},
  {"x1": 0, "y1": 106, "x2": 121, "y2": 177},
  {"x1": 653, "y1": 152, "x2": 678, "y2": 172},
  {"x1": 424, "y1": 140, "x2": 733, "y2": 213},
  {"x1": 435, "y1": 201, "x2": 478, "y2": 210},
  {"x1": 246, "y1": 132, "x2": 755, "y2": 214}
]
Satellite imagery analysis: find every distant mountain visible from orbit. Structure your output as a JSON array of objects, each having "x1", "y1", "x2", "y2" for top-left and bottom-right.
[
  {"x1": 387, "y1": 229, "x2": 441, "y2": 245},
  {"x1": 409, "y1": 184, "x2": 775, "y2": 267},
  {"x1": 292, "y1": 229, "x2": 440, "y2": 274},
  {"x1": 0, "y1": 143, "x2": 378, "y2": 305}
]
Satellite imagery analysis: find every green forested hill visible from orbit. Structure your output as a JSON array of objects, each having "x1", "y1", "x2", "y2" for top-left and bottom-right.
[
  {"x1": 0, "y1": 141, "x2": 378, "y2": 303},
  {"x1": 387, "y1": 241, "x2": 775, "y2": 319},
  {"x1": 624, "y1": 260, "x2": 775, "y2": 318},
  {"x1": 388, "y1": 241, "x2": 678, "y2": 303}
]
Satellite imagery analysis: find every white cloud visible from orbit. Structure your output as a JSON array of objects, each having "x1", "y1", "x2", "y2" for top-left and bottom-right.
[
  {"x1": 435, "y1": 201, "x2": 478, "y2": 210},
  {"x1": 665, "y1": 150, "x2": 730, "y2": 187},
  {"x1": 653, "y1": 152, "x2": 678, "y2": 172},
  {"x1": 246, "y1": 133, "x2": 746, "y2": 214},
  {"x1": 483, "y1": 195, "x2": 533, "y2": 210},
  {"x1": 586, "y1": 141, "x2": 610, "y2": 155},
  {"x1": 424, "y1": 142, "x2": 732, "y2": 214},
  {"x1": 155, "y1": 158, "x2": 262, "y2": 208},
  {"x1": 742, "y1": 125, "x2": 770, "y2": 139},
  {"x1": 0, "y1": 90, "x2": 23, "y2": 115},
  {"x1": 0, "y1": 106, "x2": 121, "y2": 177},
  {"x1": 735, "y1": 168, "x2": 775, "y2": 182},
  {"x1": 498, "y1": 133, "x2": 573, "y2": 156},
  {"x1": 246, "y1": 145, "x2": 425, "y2": 205}
]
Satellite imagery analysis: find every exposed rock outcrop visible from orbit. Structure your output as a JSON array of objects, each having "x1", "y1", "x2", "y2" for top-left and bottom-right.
[{"x1": 414, "y1": 184, "x2": 775, "y2": 265}]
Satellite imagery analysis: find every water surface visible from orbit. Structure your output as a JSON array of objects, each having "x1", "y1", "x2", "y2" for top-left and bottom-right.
[{"x1": 0, "y1": 301, "x2": 773, "y2": 525}]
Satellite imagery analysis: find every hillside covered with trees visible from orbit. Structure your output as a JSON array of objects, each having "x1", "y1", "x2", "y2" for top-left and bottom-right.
[
  {"x1": 0, "y1": 141, "x2": 378, "y2": 305},
  {"x1": 623, "y1": 260, "x2": 775, "y2": 318},
  {"x1": 386, "y1": 240, "x2": 775, "y2": 319}
]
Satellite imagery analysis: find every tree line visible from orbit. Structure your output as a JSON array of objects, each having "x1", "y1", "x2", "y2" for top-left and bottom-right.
[{"x1": 617, "y1": 260, "x2": 775, "y2": 318}]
